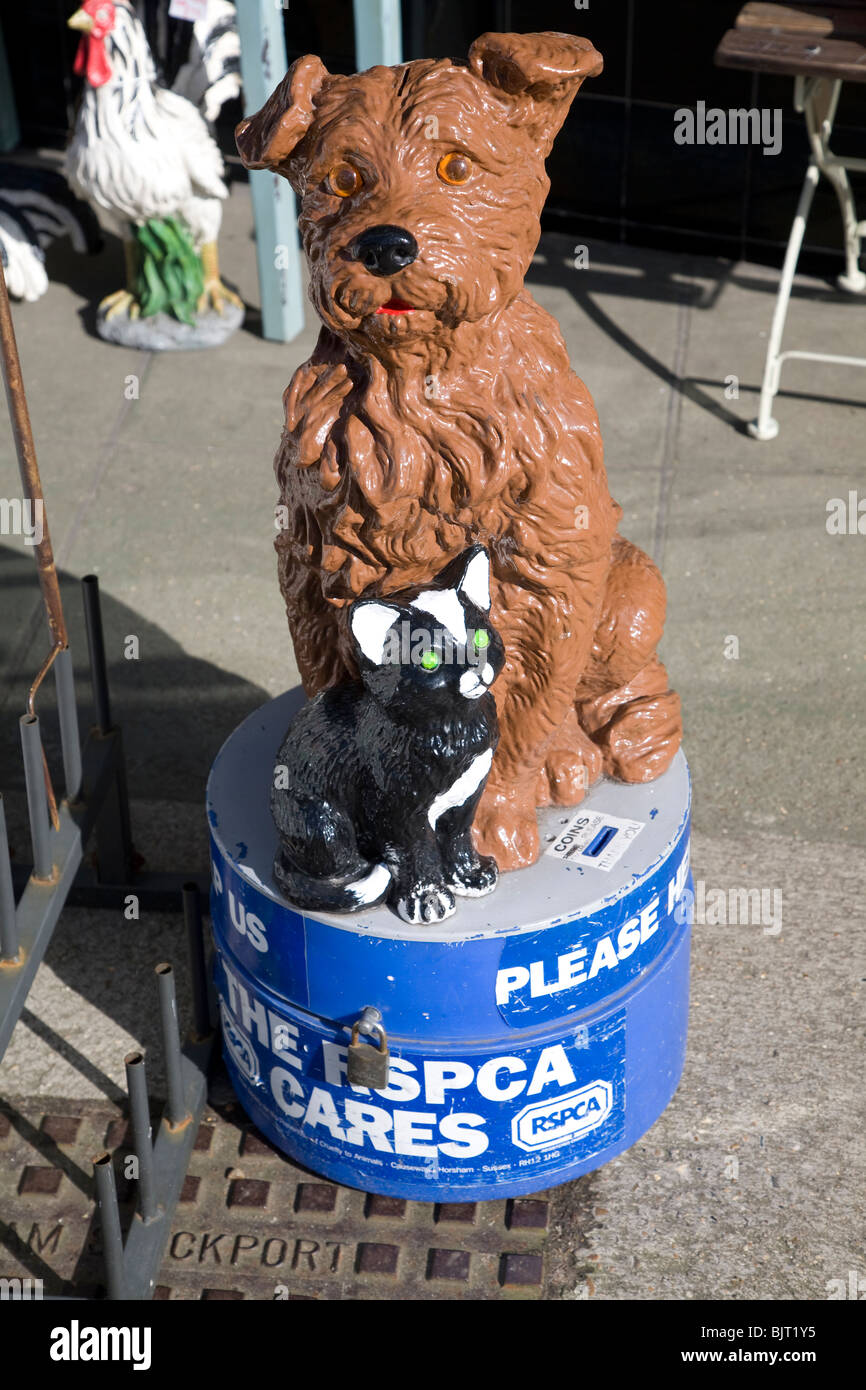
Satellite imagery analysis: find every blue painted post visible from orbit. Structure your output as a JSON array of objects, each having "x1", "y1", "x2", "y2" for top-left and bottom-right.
[
  {"x1": 353, "y1": 0, "x2": 403, "y2": 71},
  {"x1": 235, "y1": 1, "x2": 304, "y2": 342}
]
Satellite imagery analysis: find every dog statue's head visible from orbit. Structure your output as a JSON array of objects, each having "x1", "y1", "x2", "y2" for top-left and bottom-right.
[{"x1": 236, "y1": 32, "x2": 601, "y2": 356}]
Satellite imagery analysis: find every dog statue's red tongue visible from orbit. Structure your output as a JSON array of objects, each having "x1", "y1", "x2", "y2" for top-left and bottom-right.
[{"x1": 376, "y1": 298, "x2": 414, "y2": 314}]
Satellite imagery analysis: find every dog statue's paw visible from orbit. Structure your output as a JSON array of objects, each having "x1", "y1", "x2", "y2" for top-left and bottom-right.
[
  {"x1": 536, "y1": 742, "x2": 604, "y2": 807},
  {"x1": 594, "y1": 691, "x2": 682, "y2": 782},
  {"x1": 473, "y1": 784, "x2": 540, "y2": 871},
  {"x1": 447, "y1": 853, "x2": 499, "y2": 898},
  {"x1": 533, "y1": 710, "x2": 604, "y2": 807},
  {"x1": 394, "y1": 884, "x2": 456, "y2": 924}
]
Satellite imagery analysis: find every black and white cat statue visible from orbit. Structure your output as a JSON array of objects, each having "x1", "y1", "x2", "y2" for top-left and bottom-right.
[{"x1": 271, "y1": 545, "x2": 504, "y2": 925}]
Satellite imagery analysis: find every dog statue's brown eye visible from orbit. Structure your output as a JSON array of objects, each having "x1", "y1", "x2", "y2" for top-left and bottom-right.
[
  {"x1": 437, "y1": 152, "x2": 472, "y2": 185},
  {"x1": 327, "y1": 162, "x2": 362, "y2": 197}
]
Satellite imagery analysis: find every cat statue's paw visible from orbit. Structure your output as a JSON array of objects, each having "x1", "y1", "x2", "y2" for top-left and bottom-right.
[
  {"x1": 394, "y1": 884, "x2": 456, "y2": 925},
  {"x1": 448, "y1": 854, "x2": 499, "y2": 898}
]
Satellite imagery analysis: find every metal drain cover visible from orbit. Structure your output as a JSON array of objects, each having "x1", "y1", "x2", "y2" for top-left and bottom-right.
[{"x1": 0, "y1": 1082, "x2": 596, "y2": 1300}]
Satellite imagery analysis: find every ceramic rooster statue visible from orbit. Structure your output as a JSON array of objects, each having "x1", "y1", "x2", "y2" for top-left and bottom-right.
[{"x1": 64, "y1": 0, "x2": 244, "y2": 348}]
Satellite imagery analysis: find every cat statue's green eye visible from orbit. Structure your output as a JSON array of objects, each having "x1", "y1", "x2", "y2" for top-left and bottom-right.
[
  {"x1": 473, "y1": 629, "x2": 489, "y2": 649},
  {"x1": 420, "y1": 649, "x2": 441, "y2": 671}
]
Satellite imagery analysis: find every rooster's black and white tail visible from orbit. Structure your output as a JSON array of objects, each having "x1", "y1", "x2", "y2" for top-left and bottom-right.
[
  {"x1": 0, "y1": 165, "x2": 103, "y2": 301},
  {"x1": 172, "y1": 0, "x2": 242, "y2": 125}
]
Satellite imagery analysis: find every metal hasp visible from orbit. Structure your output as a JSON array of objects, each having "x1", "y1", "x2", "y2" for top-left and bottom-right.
[{"x1": 91, "y1": 888, "x2": 216, "y2": 1300}]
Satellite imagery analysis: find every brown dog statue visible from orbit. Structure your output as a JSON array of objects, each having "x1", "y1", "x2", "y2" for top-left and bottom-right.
[{"x1": 236, "y1": 30, "x2": 683, "y2": 872}]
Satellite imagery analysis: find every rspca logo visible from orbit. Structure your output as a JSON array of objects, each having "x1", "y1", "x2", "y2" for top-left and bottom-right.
[
  {"x1": 511, "y1": 1080, "x2": 612, "y2": 1152},
  {"x1": 220, "y1": 1003, "x2": 259, "y2": 1084}
]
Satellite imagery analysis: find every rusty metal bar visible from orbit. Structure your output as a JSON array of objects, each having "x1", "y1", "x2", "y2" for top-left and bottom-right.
[
  {"x1": 0, "y1": 257, "x2": 67, "y2": 650},
  {"x1": 93, "y1": 1152, "x2": 126, "y2": 1300},
  {"x1": 0, "y1": 252, "x2": 67, "y2": 837},
  {"x1": 156, "y1": 963, "x2": 187, "y2": 1128},
  {"x1": 125, "y1": 1050, "x2": 158, "y2": 1223},
  {"x1": 20, "y1": 715, "x2": 53, "y2": 881},
  {"x1": 0, "y1": 794, "x2": 18, "y2": 962}
]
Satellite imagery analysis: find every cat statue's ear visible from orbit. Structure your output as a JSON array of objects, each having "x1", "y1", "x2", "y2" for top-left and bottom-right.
[
  {"x1": 456, "y1": 545, "x2": 491, "y2": 611},
  {"x1": 350, "y1": 600, "x2": 402, "y2": 666},
  {"x1": 431, "y1": 544, "x2": 491, "y2": 611}
]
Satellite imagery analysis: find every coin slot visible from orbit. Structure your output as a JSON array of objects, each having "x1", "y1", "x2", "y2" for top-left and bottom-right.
[{"x1": 583, "y1": 824, "x2": 618, "y2": 858}]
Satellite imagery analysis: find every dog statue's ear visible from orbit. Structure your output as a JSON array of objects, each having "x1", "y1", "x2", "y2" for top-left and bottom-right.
[
  {"x1": 235, "y1": 55, "x2": 329, "y2": 176},
  {"x1": 468, "y1": 31, "x2": 602, "y2": 153}
]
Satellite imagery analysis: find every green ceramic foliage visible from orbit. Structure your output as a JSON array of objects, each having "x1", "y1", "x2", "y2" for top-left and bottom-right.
[{"x1": 132, "y1": 216, "x2": 204, "y2": 324}]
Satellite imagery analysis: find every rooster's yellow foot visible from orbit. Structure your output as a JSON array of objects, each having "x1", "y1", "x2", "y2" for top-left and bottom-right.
[
  {"x1": 197, "y1": 279, "x2": 243, "y2": 316},
  {"x1": 99, "y1": 289, "x2": 140, "y2": 321}
]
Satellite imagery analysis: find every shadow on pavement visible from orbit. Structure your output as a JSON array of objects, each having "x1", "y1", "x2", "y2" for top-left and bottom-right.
[{"x1": 0, "y1": 542, "x2": 270, "y2": 863}]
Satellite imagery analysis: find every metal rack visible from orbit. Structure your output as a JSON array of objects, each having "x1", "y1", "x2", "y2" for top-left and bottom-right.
[
  {"x1": 93, "y1": 887, "x2": 215, "y2": 1301},
  {"x1": 0, "y1": 258, "x2": 215, "y2": 1297}
]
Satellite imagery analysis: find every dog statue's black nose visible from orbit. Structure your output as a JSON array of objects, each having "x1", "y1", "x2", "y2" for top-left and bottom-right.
[{"x1": 348, "y1": 225, "x2": 418, "y2": 277}]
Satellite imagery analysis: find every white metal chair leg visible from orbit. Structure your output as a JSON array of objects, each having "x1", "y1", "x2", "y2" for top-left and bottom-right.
[
  {"x1": 749, "y1": 76, "x2": 866, "y2": 440},
  {"x1": 748, "y1": 161, "x2": 820, "y2": 441},
  {"x1": 825, "y1": 162, "x2": 866, "y2": 294}
]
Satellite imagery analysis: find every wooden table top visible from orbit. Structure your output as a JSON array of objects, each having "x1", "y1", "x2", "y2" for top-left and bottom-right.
[{"x1": 716, "y1": 2, "x2": 866, "y2": 82}]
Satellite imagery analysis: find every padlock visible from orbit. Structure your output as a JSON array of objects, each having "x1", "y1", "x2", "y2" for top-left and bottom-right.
[{"x1": 347, "y1": 1020, "x2": 390, "y2": 1089}]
